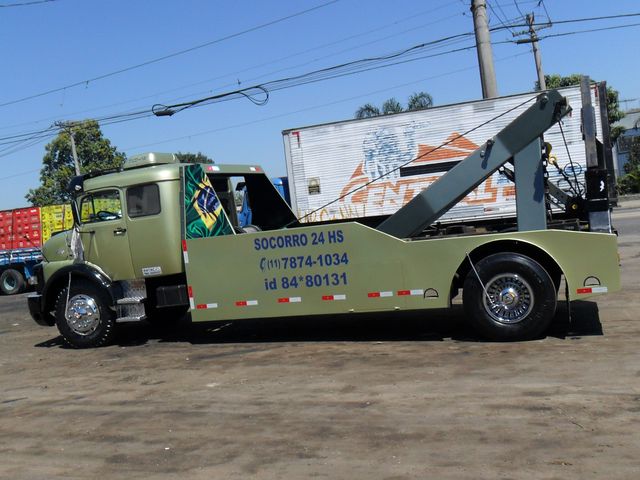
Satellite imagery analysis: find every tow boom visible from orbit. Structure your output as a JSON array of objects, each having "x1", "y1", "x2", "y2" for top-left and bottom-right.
[{"x1": 376, "y1": 90, "x2": 571, "y2": 238}]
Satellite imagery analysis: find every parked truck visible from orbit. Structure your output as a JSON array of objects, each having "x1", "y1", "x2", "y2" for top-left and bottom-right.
[
  {"x1": 0, "y1": 205, "x2": 73, "y2": 295},
  {"x1": 28, "y1": 90, "x2": 620, "y2": 348},
  {"x1": 282, "y1": 83, "x2": 615, "y2": 227}
]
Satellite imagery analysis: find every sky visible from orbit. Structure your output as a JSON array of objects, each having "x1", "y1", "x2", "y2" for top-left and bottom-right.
[{"x1": 1, "y1": 0, "x2": 639, "y2": 210}]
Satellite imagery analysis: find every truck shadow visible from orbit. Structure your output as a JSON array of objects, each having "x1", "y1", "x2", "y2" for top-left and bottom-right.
[
  {"x1": 35, "y1": 300, "x2": 603, "y2": 348},
  {"x1": 119, "y1": 300, "x2": 602, "y2": 346}
]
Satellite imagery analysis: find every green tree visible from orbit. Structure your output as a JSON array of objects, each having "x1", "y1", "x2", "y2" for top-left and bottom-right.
[
  {"x1": 175, "y1": 151, "x2": 214, "y2": 163},
  {"x1": 355, "y1": 103, "x2": 381, "y2": 119},
  {"x1": 617, "y1": 137, "x2": 640, "y2": 194},
  {"x1": 540, "y1": 74, "x2": 625, "y2": 141},
  {"x1": 407, "y1": 92, "x2": 434, "y2": 110},
  {"x1": 355, "y1": 91, "x2": 433, "y2": 119},
  {"x1": 26, "y1": 120, "x2": 125, "y2": 206},
  {"x1": 382, "y1": 98, "x2": 403, "y2": 115}
]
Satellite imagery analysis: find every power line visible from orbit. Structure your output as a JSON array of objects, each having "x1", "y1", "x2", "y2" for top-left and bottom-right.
[
  {"x1": 513, "y1": 0, "x2": 525, "y2": 18},
  {"x1": 536, "y1": 21, "x2": 640, "y2": 41},
  {"x1": 123, "y1": 50, "x2": 528, "y2": 153},
  {"x1": 0, "y1": 36, "x2": 481, "y2": 154},
  {"x1": 1, "y1": 13, "x2": 638, "y2": 145},
  {"x1": 493, "y1": 11, "x2": 640, "y2": 31},
  {"x1": 488, "y1": 1, "x2": 516, "y2": 34},
  {"x1": 538, "y1": 0, "x2": 552, "y2": 25},
  {"x1": 0, "y1": 0, "x2": 342, "y2": 109},
  {"x1": 0, "y1": 0, "x2": 56, "y2": 7},
  {"x1": 0, "y1": 1, "x2": 464, "y2": 132},
  {"x1": 151, "y1": 33, "x2": 478, "y2": 116}
]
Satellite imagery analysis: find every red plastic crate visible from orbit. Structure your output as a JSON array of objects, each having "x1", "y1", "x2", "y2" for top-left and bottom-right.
[{"x1": 0, "y1": 207, "x2": 43, "y2": 250}]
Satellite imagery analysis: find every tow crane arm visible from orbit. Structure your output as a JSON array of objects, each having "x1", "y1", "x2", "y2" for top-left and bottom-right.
[{"x1": 376, "y1": 90, "x2": 571, "y2": 239}]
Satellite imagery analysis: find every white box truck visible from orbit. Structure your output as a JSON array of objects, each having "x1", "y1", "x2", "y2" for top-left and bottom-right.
[{"x1": 282, "y1": 85, "x2": 606, "y2": 226}]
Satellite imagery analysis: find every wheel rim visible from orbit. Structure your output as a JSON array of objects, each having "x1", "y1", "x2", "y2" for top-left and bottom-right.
[
  {"x1": 3, "y1": 275, "x2": 16, "y2": 291},
  {"x1": 482, "y1": 273, "x2": 534, "y2": 325},
  {"x1": 65, "y1": 294, "x2": 101, "y2": 335}
]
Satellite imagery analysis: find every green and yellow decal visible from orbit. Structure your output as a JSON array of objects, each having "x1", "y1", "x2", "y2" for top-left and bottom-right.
[{"x1": 183, "y1": 164, "x2": 233, "y2": 239}]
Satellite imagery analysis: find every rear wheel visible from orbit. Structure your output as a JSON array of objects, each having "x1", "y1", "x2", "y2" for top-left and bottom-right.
[
  {"x1": 54, "y1": 281, "x2": 116, "y2": 348},
  {"x1": 463, "y1": 253, "x2": 557, "y2": 341},
  {"x1": 0, "y1": 269, "x2": 25, "y2": 295}
]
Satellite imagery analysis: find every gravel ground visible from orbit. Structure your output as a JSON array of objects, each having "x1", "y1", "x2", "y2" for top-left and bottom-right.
[{"x1": 1, "y1": 206, "x2": 638, "y2": 480}]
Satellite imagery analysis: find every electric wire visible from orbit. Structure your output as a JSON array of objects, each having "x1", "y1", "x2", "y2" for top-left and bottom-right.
[
  {"x1": 0, "y1": 1, "x2": 466, "y2": 132},
  {"x1": 123, "y1": 50, "x2": 528, "y2": 153},
  {"x1": 488, "y1": 1, "x2": 516, "y2": 34},
  {"x1": 0, "y1": 36, "x2": 478, "y2": 144},
  {"x1": 0, "y1": 15, "x2": 636, "y2": 147},
  {"x1": 513, "y1": 0, "x2": 525, "y2": 18},
  {"x1": 492, "y1": 12, "x2": 640, "y2": 30},
  {"x1": 0, "y1": 0, "x2": 56, "y2": 7},
  {"x1": 151, "y1": 34, "x2": 478, "y2": 116},
  {"x1": 0, "y1": 0, "x2": 342, "y2": 108},
  {"x1": 536, "y1": 22, "x2": 640, "y2": 41}
]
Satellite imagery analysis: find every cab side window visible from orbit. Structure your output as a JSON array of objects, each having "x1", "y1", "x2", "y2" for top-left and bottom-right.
[
  {"x1": 126, "y1": 184, "x2": 161, "y2": 218},
  {"x1": 79, "y1": 190, "x2": 122, "y2": 223}
]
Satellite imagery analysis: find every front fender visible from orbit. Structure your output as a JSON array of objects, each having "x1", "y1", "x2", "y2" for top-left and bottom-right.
[{"x1": 41, "y1": 263, "x2": 122, "y2": 315}]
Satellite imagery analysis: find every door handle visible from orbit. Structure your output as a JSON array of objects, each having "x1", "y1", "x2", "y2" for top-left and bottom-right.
[{"x1": 113, "y1": 228, "x2": 127, "y2": 236}]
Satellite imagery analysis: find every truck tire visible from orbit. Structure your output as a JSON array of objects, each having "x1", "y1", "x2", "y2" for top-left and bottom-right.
[
  {"x1": 54, "y1": 281, "x2": 116, "y2": 348},
  {"x1": 463, "y1": 253, "x2": 557, "y2": 341},
  {"x1": 0, "y1": 269, "x2": 25, "y2": 295}
]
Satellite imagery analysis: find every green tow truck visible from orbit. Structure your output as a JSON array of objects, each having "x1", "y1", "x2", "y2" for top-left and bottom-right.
[{"x1": 28, "y1": 90, "x2": 620, "y2": 348}]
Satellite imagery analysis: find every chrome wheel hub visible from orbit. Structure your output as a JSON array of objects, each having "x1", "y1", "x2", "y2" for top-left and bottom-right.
[
  {"x1": 65, "y1": 294, "x2": 101, "y2": 335},
  {"x1": 483, "y1": 274, "x2": 534, "y2": 324}
]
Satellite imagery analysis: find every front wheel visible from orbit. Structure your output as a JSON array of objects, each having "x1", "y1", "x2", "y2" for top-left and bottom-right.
[
  {"x1": 463, "y1": 253, "x2": 557, "y2": 341},
  {"x1": 54, "y1": 281, "x2": 116, "y2": 348}
]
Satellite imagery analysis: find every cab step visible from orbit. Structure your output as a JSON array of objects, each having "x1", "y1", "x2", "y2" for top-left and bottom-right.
[
  {"x1": 116, "y1": 315, "x2": 147, "y2": 323},
  {"x1": 117, "y1": 297, "x2": 145, "y2": 305}
]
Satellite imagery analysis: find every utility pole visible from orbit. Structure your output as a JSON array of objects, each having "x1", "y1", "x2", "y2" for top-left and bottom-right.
[
  {"x1": 528, "y1": 13, "x2": 545, "y2": 90},
  {"x1": 515, "y1": 13, "x2": 549, "y2": 90},
  {"x1": 55, "y1": 121, "x2": 81, "y2": 175},
  {"x1": 471, "y1": 0, "x2": 498, "y2": 98}
]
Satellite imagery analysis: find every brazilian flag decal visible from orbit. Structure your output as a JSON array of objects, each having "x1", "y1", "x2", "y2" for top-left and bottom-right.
[{"x1": 184, "y1": 164, "x2": 233, "y2": 239}]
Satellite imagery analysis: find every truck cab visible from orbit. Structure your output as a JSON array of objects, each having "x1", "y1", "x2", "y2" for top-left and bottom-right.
[{"x1": 28, "y1": 152, "x2": 296, "y2": 347}]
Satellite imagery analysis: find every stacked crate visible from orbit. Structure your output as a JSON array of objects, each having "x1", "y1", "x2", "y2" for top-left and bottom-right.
[
  {"x1": 41, "y1": 205, "x2": 73, "y2": 243},
  {"x1": 0, "y1": 204, "x2": 77, "y2": 252},
  {"x1": 0, "y1": 207, "x2": 42, "y2": 251}
]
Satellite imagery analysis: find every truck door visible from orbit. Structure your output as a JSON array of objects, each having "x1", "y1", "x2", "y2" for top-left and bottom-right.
[
  {"x1": 77, "y1": 189, "x2": 136, "y2": 280},
  {"x1": 124, "y1": 182, "x2": 183, "y2": 279}
]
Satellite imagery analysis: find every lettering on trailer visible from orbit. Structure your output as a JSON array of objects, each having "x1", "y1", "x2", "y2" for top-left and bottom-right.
[
  {"x1": 253, "y1": 229, "x2": 344, "y2": 251},
  {"x1": 300, "y1": 133, "x2": 517, "y2": 222},
  {"x1": 259, "y1": 252, "x2": 349, "y2": 272},
  {"x1": 254, "y1": 229, "x2": 349, "y2": 292}
]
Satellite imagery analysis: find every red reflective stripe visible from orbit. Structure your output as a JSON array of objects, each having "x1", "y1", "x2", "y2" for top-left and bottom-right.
[
  {"x1": 397, "y1": 290, "x2": 410, "y2": 296},
  {"x1": 182, "y1": 239, "x2": 187, "y2": 252},
  {"x1": 577, "y1": 288, "x2": 592, "y2": 294},
  {"x1": 188, "y1": 286, "x2": 193, "y2": 298},
  {"x1": 278, "y1": 298, "x2": 290, "y2": 303},
  {"x1": 322, "y1": 295, "x2": 333, "y2": 301},
  {"x1": 236, "y1": 301, "x2": 248, "y2": 307},
  {"x1": 196, "y1": 304, "x2": 207, "y2": 309},
  {"x1": 368, "y1": 292, "x2": 380, "y2": 298}
]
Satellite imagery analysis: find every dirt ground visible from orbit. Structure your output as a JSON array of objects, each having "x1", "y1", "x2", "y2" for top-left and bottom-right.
[{"x1": 1, "y1": 204, "x2": 639, "y2": 480}]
